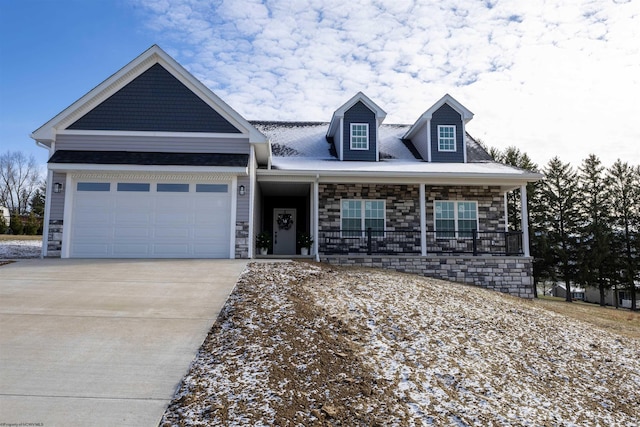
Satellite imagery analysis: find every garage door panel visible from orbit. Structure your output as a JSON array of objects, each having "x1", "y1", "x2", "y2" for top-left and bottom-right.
[
  {"x1": 114, "y1": 227, "x2": 150, "y2": 238},
  {"x1": 155, "y1": 212, "x2": 193, "y2": 227},
  {"x1": 153, "y1": 244, "x2": 190, "y2": 255},
  {"x1": 115, "y1": 212, "x2": 152, "y2": 225},
  {"x1": 154, "y1": 227, "x2": 191, "y2": 238},
  {"x1": 71, "y1": 243, "x2": 110, "y2": 256},
  {"x1": 113, "y1": 244, "x2": 151, "y2": 256},
  {"x1": 193, "y1": 244, "x2": 228, "y2": 257},
  {"x1": 70, "y1": 179, "x2": 231, "y2": 258},
  {"x1": 74, "y1": 226, "x2": 113, "y2": 239}
]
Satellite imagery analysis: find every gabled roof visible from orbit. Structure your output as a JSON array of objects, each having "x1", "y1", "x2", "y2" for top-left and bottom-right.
[
  {"x1": 31, "y1": 45, "x2": 269, "y2": 160},
  {"x1": 326, "y1": 92, "x2": 387, "y2": 137},
  {"x1": 403, "y1": 93, "x2": 474, "y2": 140},
  {"x1": 253, "y1": 121, "x2": 492, "y2": 162},
  {"x1": 253, "y1": 121, "x2": 542, "y2": 188}
]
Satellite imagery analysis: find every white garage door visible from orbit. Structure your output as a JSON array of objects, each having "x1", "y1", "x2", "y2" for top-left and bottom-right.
[{"x1": 69, "y1": 180, "x2": 232, "y2": 258}]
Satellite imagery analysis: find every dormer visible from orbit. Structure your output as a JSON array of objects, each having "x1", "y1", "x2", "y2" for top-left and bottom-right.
[
  {"x1": 403, "y1": 94, "x2": 474, "y2": 163},
  {"x1": 326, "y1": 92, "x2": 386, "y2": 161}
]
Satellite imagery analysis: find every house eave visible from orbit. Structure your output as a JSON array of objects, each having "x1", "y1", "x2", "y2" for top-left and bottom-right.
[
  {"x1": 257, "y1": 168, "x2": 541, "y2": 187},
  {"x1": 48, "y1": 163, "x2": 248, "y2": 175}
]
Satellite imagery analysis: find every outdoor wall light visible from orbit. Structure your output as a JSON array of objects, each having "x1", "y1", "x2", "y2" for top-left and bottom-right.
[
  {"x1": 53, "y1": 182, "x2": 63, "y2": 193},
  {"x1": 238, "y1": 185, "x2": 246, "y2": 196}
]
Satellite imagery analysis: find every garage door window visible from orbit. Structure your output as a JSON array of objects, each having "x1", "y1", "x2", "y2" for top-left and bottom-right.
[
  {"x1": 196, "y1": 184, "x2": 228, "y2": 193},
  {"x1": 117, "y1": 183, "x2": 150, "y2": 192},
  {"x1": 77, "y1": 182, "x2": 110, "y2": 191},
  {"x1": 157, "y1": 183, "x2": 189, "y2": 192}
]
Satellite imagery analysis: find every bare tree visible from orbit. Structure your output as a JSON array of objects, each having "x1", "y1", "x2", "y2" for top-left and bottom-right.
[{"x1": 0, "y1": 151, "x2": 42, "y2": 215}]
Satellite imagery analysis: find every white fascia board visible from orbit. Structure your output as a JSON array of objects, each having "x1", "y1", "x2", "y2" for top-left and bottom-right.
[
  {"x1": 48, "y1": 163, "x2": 248, "y2": 175},
  {"x1": 257, "y1": 168, "x2": 542, "y2": 186}
]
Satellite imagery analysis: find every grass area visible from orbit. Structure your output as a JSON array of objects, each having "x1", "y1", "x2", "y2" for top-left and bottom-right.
[
  {"x1": 533, "y1": 295, "x2": 640, "y2": 339},
  {"x1": 0, "y1": 234, "x2": 42, "y2": 241}
]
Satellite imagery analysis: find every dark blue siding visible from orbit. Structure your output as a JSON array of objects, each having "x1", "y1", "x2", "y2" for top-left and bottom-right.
[
  {"x1": 343, "y1": 101, "x2": 377, "y2": 161},
  {"x1": 430, "y1": 103, "x2": 464, "y2": 162},
  {"x1": 67, "y1": 64, "x2": 241, "y2": 133}
]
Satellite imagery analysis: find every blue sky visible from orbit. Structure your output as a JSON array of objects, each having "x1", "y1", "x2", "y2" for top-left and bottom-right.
[{"x1": 1, "y1": 0, "x2": 639, "y2": 174}]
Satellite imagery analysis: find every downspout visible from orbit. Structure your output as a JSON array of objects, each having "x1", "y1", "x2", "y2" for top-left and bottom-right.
[{"x1": 503, "y1": 192, "x2": 509, "y2": 231}]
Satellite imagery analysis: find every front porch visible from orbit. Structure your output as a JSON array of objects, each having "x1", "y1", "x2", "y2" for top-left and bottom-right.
[{"x1": 253, "y1": 179, "x2": 534, "y2": 298}]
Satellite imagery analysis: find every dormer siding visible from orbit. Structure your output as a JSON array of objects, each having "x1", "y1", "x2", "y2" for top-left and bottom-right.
[
  {"x1": 342, "y1": 101, "x2": 377, "y2": 161},
  {"x1": 430, "y1": 103, "x2": 464, "y2": 163}
]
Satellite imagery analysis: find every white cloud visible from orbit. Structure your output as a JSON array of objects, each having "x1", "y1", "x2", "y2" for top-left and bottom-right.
[{"x1": 136, "y1": 0, "x2": 640, "y2": 168}]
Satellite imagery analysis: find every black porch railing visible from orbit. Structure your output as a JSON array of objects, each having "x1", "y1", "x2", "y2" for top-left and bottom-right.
[{"x1": 319, "y1": 229, "x2": 523, "y2": 256}]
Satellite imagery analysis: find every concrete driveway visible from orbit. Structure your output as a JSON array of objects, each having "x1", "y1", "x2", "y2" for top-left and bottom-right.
[{"x1": 0, "y1": 258, "x2": 247, "y2": 427}]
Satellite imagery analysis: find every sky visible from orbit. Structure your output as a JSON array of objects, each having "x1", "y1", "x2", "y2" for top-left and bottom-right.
[{"x1": 1, "y1": 0, "x2": 638, "y2": 175}]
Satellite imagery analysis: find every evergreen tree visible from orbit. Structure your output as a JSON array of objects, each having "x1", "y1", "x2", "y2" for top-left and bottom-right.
[
  {"x1": 29, "y1": 183, "x2": 46, "y2": 217},
  {"x1": 10, "y1": 213, "x2": 23, "y2": 235},
  {"x1": 539, "y1": 157, "x2": 580, "y2": 302},
  {"x1": 607, "y1": 161, "x2": 639, "y2": 311},
  {"x1": 577, "y1": 155, "x2": 613, "y2": 306}
]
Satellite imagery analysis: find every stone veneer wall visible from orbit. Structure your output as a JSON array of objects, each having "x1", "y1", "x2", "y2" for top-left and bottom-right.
[
  {"x1": 318, "y1": 184, "x2": 505, "y2": 232},
  {"x1": 318, "y1": 183, "x2": 421, "y2": 230},
  {"x1": 320, "y1": 255, "x2": 534, "y2": 299},
  {"x1": 235, "y1": 221, "x2": 250, "y2": 259},
  {"x1": 424, "y1": 185, "x2": 504, "y2": 231},
  {"x1": 47, "y1": 220, "x2": 63, "y2": 257}
]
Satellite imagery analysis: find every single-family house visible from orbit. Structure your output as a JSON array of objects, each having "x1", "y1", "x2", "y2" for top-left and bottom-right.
[
  {"x1": 1, "y1": 206, "x2": 10, "y2": 227},
  {"x1": 31, "y1": 45, "x2": 542, "y2": 298}
]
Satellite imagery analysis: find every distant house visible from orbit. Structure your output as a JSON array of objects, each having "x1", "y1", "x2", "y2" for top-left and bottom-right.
[
  {"x1": 31, "y1": 45, "x2": 542, "y2": 298},
  {"x1": 548, "y1": 281, "x2": 639, "y2": 308},
  {"x1": 551, "y1": 283, "x2": 586, "y2": 301},
  {"x1": 0, "y1": 206, "x2": 9, "y2": 227},
  {"x1": 584, "y1": 284, "x2": 640, "y2": 308}
]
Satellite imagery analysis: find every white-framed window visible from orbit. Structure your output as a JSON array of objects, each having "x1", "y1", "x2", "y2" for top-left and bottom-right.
[
  {"x1": 341, "y1": 199, "x2": 385, "y2": 237},
  {"x1": 434, "y1": 200, "x2": 478, "y2": 238},
  {"x1": 350, "y1": 123, "x2": 369, "y2": 150},
  {"x1": 437, "y1": 125, "x2": 456, "y2": 152}
]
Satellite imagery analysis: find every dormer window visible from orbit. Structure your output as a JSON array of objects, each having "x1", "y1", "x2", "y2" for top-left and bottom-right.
[
  {"x1": 350, "y1": 123, "x2": 369, "y2": 150},
  {"x1": 438, "y1": 125, "x2": 456, "y2": 152}
]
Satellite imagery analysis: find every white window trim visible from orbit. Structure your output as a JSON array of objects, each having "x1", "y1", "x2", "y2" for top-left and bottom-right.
[
  {"x1": 340, "y1": 199, "x2": 386, "y2": 237},
  {"x1": 350, "y1": 123, "x2": 369, "y2": 151},
  {"x1": 437, "y1": 125, "x2": 456, "y2": 152},
  {"x1": 433, "y1": 200, "x2": 479, "y2": 238}
]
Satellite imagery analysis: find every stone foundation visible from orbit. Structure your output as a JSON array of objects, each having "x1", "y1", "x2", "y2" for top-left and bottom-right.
[
  {"x1": 235, "y1": 221, "x2": 250, "y2": 259},
  {"x1": 320, "y1": 255, "x2": 534, "y2": 299},
  {"x1": 47, "y1": 220, "x2": 63, "y2": 257}
]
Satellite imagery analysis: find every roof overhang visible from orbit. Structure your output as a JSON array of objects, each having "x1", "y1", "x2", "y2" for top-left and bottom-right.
[
  {"x1": 257, "y1": 165, "x2": 542, "y2": 192},
  {"x1": 49, "y1": 163, "x2": 248, "y2": 175}
]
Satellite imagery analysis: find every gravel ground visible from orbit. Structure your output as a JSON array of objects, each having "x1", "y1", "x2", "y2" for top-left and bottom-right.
[
  {"x1": 0, "y1": 239, "x2": 41, "y2": 259},
  {"x1": 161, "y1": 261, "x2": 640, "y2": 426}
]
